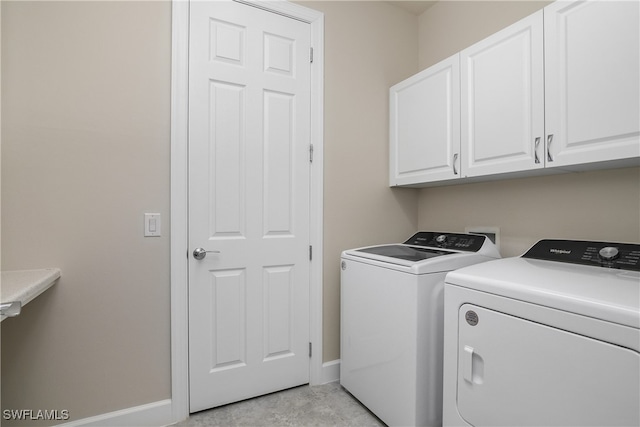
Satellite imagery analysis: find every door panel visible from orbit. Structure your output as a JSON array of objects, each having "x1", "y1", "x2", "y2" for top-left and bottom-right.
[
  {"x1": 209, "y1": 269, "x2": 246, "y2": 371},
  {"x1": 263, "y1": 265, "x2": 295, "y2": 359},
  {"x1": 264, "y1": 90, "x2": 295, "y2": 236},
  {"x1": 457, "y1": 304, "x2": 640, "y2": 426},
  {"x1": 389, "y1": 54, "x2": 460, "y2": 185},
  {"x1": 460, "y1": 12, "x2": 544, "y2": 177},
  {"x1": 208, "y1": 80, "x2": 246, "y2": 238},
  {"x1": 188, "y1": 0, "x2": 311, "y2": 412},
  {"x1": 544, "y1": 0, "x2": 640, "y2": 166}
]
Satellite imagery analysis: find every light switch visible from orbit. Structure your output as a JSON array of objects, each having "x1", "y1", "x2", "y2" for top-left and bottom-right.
[{"x1": 144, "y1": 213, "x2": 161, "y2": 237}]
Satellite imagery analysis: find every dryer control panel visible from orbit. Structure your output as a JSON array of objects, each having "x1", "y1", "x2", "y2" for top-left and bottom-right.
[{"x1": 523, "y1": 239, "x2": 640, "y2": 271}]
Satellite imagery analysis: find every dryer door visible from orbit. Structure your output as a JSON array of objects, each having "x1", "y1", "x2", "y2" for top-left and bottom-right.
[{"x1": 456, "y1": 304, "x2": 640, "y2": 426}]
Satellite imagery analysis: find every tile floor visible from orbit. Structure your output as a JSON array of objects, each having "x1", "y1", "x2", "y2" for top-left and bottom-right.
[{"x1": 173, "y1": 382, "x2": 385, "y2": 426}]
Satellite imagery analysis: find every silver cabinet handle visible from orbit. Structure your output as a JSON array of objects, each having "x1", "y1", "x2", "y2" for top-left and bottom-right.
[
  {"x1": 534, "y1": 137, "x2": 541, "y2": 164},
  {"x1": 0, "y1": 301, "x2": 22, "y2": 318},
  {"x1": 453, "y1": 153, "x2": 459, "y2": 175},
  {"x1": 547, "y1": 134, "x2": 554, "y2": 162},
  {"x1": 193, "y1": 248, "x2": 220, "y2": 260}
]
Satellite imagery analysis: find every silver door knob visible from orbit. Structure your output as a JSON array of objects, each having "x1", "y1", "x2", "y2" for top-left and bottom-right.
[{"x1": 193, "y1": 248, "x2": 220, "y2": 260}]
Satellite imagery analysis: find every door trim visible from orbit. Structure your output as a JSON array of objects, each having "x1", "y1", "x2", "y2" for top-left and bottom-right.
[{"x1": 170, "y1": 0, "x2": 324, "y2": 422}]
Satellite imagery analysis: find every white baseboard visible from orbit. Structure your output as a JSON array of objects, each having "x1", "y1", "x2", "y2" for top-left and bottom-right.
[
  {"x1": 55, "y1": 399, "x2": 174, "y2": 427},
  {"x1": 321, "y1": 359, "x2": 340, "y2": 384}
]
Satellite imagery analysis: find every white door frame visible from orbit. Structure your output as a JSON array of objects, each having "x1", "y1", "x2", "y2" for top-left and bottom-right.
[{"x1": 170, "y1": 0, "x2": 324, "y2": 421}]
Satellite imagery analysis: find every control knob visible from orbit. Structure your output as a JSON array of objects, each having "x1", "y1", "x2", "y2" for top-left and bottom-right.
[
  {"x1": 598, "y1": 246, "x2": 620, "y2": 262},
  {"x1": 435, "y1": 234, "x2": 448, "y2": 245}
]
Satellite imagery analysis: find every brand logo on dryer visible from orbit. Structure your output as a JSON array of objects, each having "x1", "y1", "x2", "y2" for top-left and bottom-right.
[{"x1": 550, "y1": 248, "x2": 572, "y2": 255}]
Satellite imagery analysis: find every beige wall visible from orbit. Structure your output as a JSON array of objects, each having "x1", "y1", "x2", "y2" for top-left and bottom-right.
[
  {"x1": 418, "y1": 0, "x2": 550, "y2": 69},
  {"x1": 1, "y1": 0, "x2": 420, "y2": 423},
  {"x1": 416, "y1": 1, "x2": 640, "y2": 256},
  {"x1": 419, "y1": 168, "x2": 640, "y2": 257},
  {"x1": 1, "y1": 1, "x2": 172, "y2": 424},
  {"x1": 300, "y1": 0, "x2": 420, "y2": 362}
]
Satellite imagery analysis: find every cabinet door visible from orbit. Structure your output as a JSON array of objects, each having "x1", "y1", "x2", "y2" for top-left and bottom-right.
[
  {"x1": 461, "y1": 11, "x2": 544, "y2": 177},
  {"x1": 544, "y1": 1, "x2": 640, "y2": 168},
  {"x1": 389, "y1": 54, "x2": 460, "y2": 186}
]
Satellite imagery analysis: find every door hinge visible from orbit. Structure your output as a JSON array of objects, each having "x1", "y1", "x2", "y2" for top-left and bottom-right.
[
  {"x1": 310, "y1": 47, "x2": 314, "y2": 63},
  {"x1": 309, "y1": 144, "x2": 314, "y2": 163},
  {"x1": 309, "y1": 342, "x2": 312, "y2": 357},
  {"x1": 309, "y1": 245, "x2": 313, "y2": 261}
]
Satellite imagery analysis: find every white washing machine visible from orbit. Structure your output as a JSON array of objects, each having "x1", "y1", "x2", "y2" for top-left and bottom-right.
[
  {"x1": 340, "y1": 231, "x2": 500, "y2": 427},
  {"x1": 443, "y1": 239, "x2": 640, "y2": 426}
]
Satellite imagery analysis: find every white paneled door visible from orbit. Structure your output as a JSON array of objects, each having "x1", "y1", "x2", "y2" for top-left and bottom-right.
[{"x1": 188, "y1": 0, "x2": 311, "y2": 413}]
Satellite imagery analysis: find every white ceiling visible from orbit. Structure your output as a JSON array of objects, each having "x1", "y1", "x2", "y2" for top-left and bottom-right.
[{"x1": 385, "y1": 1, "x2": 438, "y2": 15}]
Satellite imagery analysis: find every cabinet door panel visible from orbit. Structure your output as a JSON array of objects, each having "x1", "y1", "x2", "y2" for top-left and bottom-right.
[
  {"x1": 545, "y1": 1, "x2": 640, "y2": 167},
  {"x1": 390, "y1": 54, "x2": 460, "y2": 186},
  {"x1": 461, "y1": 11, "x2": 544, "y2": 177}
]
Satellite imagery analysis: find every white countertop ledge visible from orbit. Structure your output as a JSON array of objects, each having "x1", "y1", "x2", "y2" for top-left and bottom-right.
[{"x1": 1, "y1": 268, "x2": 61, "y2": 321}]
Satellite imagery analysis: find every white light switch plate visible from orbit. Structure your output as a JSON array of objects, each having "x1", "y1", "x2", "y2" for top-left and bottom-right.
[{"x1": 144, "y1": 213, "x2": 161, "y2": 237}]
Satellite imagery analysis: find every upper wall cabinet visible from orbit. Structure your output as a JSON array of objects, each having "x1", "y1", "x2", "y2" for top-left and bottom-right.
[
  {"x1": 460, "y1": 11, "x2": 545, "y2": 177},
  {"x1": 390, "y1": 0, "x2": 639, "y2": 187},
  {"x1": 389, "y1": 54, "x2": 460, "y2": 186},
  {"x1": 544, "y1": 0, "x2": 640, "y2": 168}
]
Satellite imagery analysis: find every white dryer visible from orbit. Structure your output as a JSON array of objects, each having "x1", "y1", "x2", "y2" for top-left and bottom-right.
[
  {"x1": 443, "y1": 239, "x2": 640, "y2": 426},
  {"x1": 340, "y1": 232, "x2": 500, "y2": 427}
]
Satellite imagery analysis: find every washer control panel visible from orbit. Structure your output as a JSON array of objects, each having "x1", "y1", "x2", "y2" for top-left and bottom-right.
[
  {"x1": 403, "y1": 232, "x2": 486, "y2": 252},
  {"x1": 523, "y1": 239, "x2": 640, "y2": 271}
]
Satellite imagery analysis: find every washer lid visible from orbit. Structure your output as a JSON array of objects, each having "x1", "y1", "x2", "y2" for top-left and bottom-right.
[
  {"x1": 352, "y1": 231, "x2": 492, "y2": 263},
  {"x1": 342, "y1": 231, "x2": 500, "y2": 274},
  {"x1": 355, "y1": 244, "x2": 453, "y2": 262}
]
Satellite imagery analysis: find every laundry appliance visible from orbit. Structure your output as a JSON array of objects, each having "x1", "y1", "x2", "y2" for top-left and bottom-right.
[
  {"x1": 340, "y1": 231, "x2": 500, "y2": 427},
  {"x1": 442, "y1": 239, "x2": 640, "y2": 426}
]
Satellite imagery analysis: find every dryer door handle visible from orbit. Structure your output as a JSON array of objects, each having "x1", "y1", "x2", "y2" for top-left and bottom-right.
[
  {"x1": 462, "y1": 345, "x2": 484, "y2": 385},
  {"x1": 463, "y1": 345, "x2": 474, "y2": 383}
]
